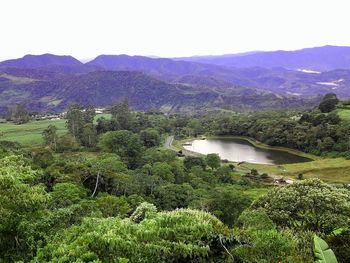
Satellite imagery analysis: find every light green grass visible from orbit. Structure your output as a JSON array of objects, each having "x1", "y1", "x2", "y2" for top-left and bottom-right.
[
  {"x1": 0, "y1": 119, "x2": 67, "y2": 146},
  {"x1": 243, "y1": 187, "x2": 271, "y2": 199},
  {"x1": 243, "y1": 158, "x2": 350, "y2": 183},
  {"x1": 0, "y1": 113, "x2": 111, "y2": 146},
  {"x1": 337, "y1": 108, "x2": 350, "y2": 122},
  {"x1": 94, "y1": 113, "x2": 111, "y2": 122}
]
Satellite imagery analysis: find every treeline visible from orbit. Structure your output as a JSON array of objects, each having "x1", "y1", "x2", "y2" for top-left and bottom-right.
[
  {"x1": 169, "y1": 94, "x2": 350, "y2": 157},
  {"x1": 1, "y1": 97, "x2": 350, "y2": 262}
]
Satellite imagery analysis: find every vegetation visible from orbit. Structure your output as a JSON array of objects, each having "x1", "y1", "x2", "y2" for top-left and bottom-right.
[
  {"x1": 0, "y1": 118, "x2": 66, "y2": 145},
  {"x1": 0, "y1": 99, "x2": 349, "y2": 262},
  {"x1": 314, "y1": 235, "x2": 338, "y2": 263}
]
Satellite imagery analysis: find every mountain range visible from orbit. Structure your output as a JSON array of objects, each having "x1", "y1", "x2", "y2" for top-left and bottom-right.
[
  {"x1": 0, "y1": 46, "x2": 350, "y2": 114},
  {"x1": 175, "y1": 45, "x2": 350, "y2": 71}
]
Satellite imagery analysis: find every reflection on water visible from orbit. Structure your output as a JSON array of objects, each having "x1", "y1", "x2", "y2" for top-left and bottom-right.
[{"x1": 183, "y1": 138, "x2": 310, "y2": 165}]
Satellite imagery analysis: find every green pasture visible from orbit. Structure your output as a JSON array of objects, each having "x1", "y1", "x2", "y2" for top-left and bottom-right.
[
  {"x1": 0, "y1": 113, "x2": 111, "y2": 146},
  {"x1": 337, "y1": 108, "x2": 350, "y2": 122},
  {"x1": 0, "y1": 118, "x2": 66, "y2": 146}
]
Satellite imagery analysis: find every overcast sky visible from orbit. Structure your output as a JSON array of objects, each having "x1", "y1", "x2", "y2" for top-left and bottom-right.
[{"x1": 1, "y1": 0, "x2": 349, "y2": 61}]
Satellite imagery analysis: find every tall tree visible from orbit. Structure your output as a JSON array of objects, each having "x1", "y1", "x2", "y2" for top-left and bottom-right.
[
  {"x1": 80, "y1": 123, "x2": 97, "y2": 148},
  {"x1": 83, "y1": 105, "x2": 96, "y2": 124},
  {"x1": 8, "y1": 104, "x2": 30, "y2": 124},
  {"x1": 318, "y1": 93, "x2": 339, "y2": 113},
  {"x1": 140, "y1": 128, "x2": 161, "y2": 148},
  {"x1": 66, "y1": 104, "x2": 84, "y2": 138},
  {"x1": 42, "y1": 125, "x2": 58, "y2": 151},
  {"x1": 110, "y1": 98, "x2": 133, "y2": 130},
  {"x1": 98, "y1": 130, "x2": 144, "y2": 169},
  {"x1": 205, "y1": 153, "x2": 221, "y2": 170}
]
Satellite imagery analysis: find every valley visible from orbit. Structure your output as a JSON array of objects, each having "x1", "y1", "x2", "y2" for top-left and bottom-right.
[
  {"x1": 2, "y1": 0, "x2": 350, "y2": 261},
  {"x1": 1, "y1": 47, "x2": 350, "y2": 263}
]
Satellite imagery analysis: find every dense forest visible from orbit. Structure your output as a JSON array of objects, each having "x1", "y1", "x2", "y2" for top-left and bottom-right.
[
  {"x1": 1, "y1": 96, "x2": 349, "y2": 262},
  {"x1": 199, "y1": 94, "x2": 350, "y2": 157}
]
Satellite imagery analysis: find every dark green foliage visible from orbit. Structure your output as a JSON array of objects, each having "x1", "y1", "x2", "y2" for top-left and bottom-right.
[
  {"x1": 56, "y1": 133, "x2": 80, "y2": 152},
  {"x1": 49, "y1": 182, "x2": 87, "y2": 208},
  {"x1": 98, "y1": 130, "x2": 144, "y2": 169},
  {"x1": 140, "y1": 128, "x2": 161, "y2": 148},
  {"x1": 205, "y1": 153, "x2": 221, "y2": 170},
  {"x1": 0, "y1": 156, "x2": 49, "y2": 261},
  {"x1": 83, "y1": 105, "x2": 96, "y2": 123},
  {"x1": 319, "y1": 93, "x2": 339, "y2": 113},
  {"x1": 327, "y1": 229, "x2": 350, "y2": 263},
  {"x1": 80, "y1": 123, "x2": 97, "y2": 147},
  {"x1": 7, "y1": 104, "x2": 30, "y2": 124},
  {"x1": 66, "y1": 103, "x2": 84, "y2": 138},
  {"x1": 32, "y1": 208, "x2": 233, "y2": 263},
  {"x1": 192, "y1": 186, "x2": 252, "y2": 226},
  {"x1": 183, "y1": 156, "x2": 207, "y2": 171},
  {"x1": 142, "y1": 148, "x2": 177, "y2": 164},
  {"x1": 215, "y1": 166, "x2": 235, "y2": 183},
  {"x1": 252, "y1": 179, "x2": 350, "y2": 234},
  {"x1": 250, "y1": 169, "x2": 259, "y2": 176},
  {"x1": 154, "y1": 183, "x2": 195, "y2": 210},
  {"x1": 233, "y1": 209, "x2": 301, "y2": 263},
  {"x1": 208, "y1": 109, "x2": 350, "y2": 156},
  {"x1": 31, "y1": 148, "x2": 54, "y2": 168},
  {"x1": 94, "y1": 194, "x2": 131, "y2": 218},
  {"x1": 42, "y1": 124, "x2": 58, "y2": 151},
  {"x1": 110, "y1": 98, "x2": 134, "y2": 130}
]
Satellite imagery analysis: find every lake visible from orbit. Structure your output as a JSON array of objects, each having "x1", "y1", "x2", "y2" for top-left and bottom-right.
[{"x1": 183, "y1": 138, "x2": 311, "y2": 165}]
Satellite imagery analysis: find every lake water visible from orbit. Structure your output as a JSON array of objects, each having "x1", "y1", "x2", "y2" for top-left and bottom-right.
[{"x1": 183, "y1": 138, "x2": 311, "y2": 165}]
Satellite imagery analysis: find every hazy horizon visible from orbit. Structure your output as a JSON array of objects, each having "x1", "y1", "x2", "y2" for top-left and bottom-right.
[
  {"x1": 1, "y1": 0, "x2": 350, "y2": 61},
  {"x1": 1, "y1": 44, "x2": 349, "y2": 63}
]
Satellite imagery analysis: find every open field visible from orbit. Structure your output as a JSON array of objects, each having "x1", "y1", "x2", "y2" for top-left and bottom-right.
[
  {"x1": 244, "y1": 158, "x2": 350, "y2": 184},
  {"x1": 0, "y1": 119, "x2": 67, "y2": 145},
  {"x1": 0, "y1": 113, "x2": 111, "y2": 146},
  {"x1": 337, "y1": 108, "x2": 350, "y2": 122}
]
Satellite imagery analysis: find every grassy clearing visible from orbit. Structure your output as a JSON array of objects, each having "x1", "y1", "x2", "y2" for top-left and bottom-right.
[
  {"x1": 243, "y1": 187, "x2": 271, "y2": 199},
  {"x1": 0, "y1": 113, "x2": 111, "y2": 146},
  {"x1": 337, "y1": 108, "x2": 350, "y2": 122},
  {"x1": 0, "y1": 119, "x2": 66, "y2": 146},
  {"x1": 243, "y1": 158, "x2": 350, "y2": 183},
  {"x1": 94, "y1": 113, "x2": 111, "y2": 122}
]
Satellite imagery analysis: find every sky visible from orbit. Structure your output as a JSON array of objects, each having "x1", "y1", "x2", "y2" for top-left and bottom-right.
[{"x1": 0, "y1": 0, "x2": 350, "y2": 61}]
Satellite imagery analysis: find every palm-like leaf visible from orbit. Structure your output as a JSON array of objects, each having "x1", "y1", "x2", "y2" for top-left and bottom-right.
[{"x1": 314, "y1": 235, "x2": 338, "y2": 263}]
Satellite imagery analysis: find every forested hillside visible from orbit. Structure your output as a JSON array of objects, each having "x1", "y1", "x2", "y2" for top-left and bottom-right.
[
  {"x1": 1, "y1": 100, "x2": 349, "y2": 262},
  {"x1": 0, "y1": 68, "x2": 316, "y2": 114},
  {"x1": 2, "y1": 48, "x2": 350, "y2": 115}
]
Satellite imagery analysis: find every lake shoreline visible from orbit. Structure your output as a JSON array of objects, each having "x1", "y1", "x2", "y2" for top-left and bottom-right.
[
  {"x1": 207, "y1": 136, "x2": 319, "y2": 161},
  {"x1": 177, "y1": 135, "x2": 318, "y2": 162}
]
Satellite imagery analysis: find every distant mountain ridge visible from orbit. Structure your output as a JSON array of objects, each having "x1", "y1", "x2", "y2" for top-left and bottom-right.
[
  {"x1": 0, "y1": 70, "x2": 314, "y2": 114},
  {"x1": 0, "y1": 54, "x2": 83, "y2": 68},
  {"x1": 1, "y1": 46, "x2": 350, "y2": 113},
  {"x1": 176, "y1": 46, "x2": 350, "y2": 71},
  {"x1": 85, "y1": 52, "x2": 350, "y2": 98}
]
